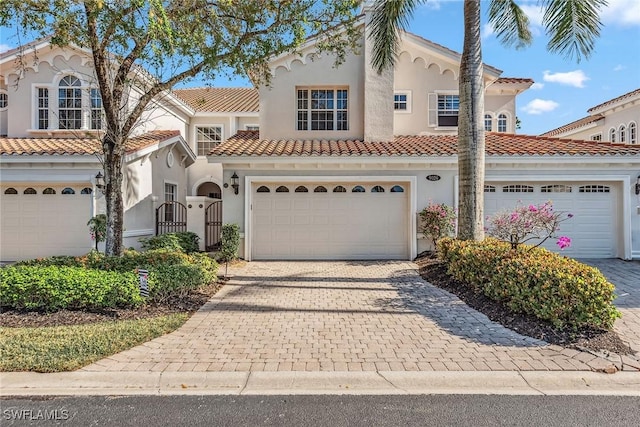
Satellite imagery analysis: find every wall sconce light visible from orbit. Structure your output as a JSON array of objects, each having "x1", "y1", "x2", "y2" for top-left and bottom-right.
[
  {"x1": 95, "y1": 171, "x2": 105, "y2": 193},
  {"x1": 231, "y1": 172, "x2": 239, "y2": 195},
  {"x1": 635, "y1": 175, "x2": 640, "y2": 195}
]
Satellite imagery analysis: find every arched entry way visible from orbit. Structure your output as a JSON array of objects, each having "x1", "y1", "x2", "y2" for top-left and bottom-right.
[{"x1": 197, "y1": 182, "x2": 222, "y2": 199}]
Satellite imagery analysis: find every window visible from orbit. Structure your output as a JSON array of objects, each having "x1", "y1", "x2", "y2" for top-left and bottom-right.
[
  {"x1": 630, "y1": 122, "x2": 637, "y2": 144},
  {"x1": 394, "y1": 91, "x2": 411, "y2": 112},
  {"x1": 90, "y1": 88, "x2": 103, "y2": 130},
  {"x1": 275, "y1": 186, "x2": 289, "y2": 193},
  {"x1": 332, "y1": 185, "x2": 346, "y2": 193},
  {"x1": 609, "y1": 128, "x2": 616, "y2": 142},
  {"x1": 484, "y1": 114, "x2": 493, "y2": 132},
  {"x1": 437, "y1": 94, "x2": 459, "y2": 127},
  {"x1": 43, "y1": 187, "x2": 56, "y2": 194},
  {"x1": 591, "y1": 133, "x2": 602, "y2": 141},
  {"x1": 24, "y1": 188, "x2": 37, "y2": 194},
  {"x1": 245, "y1": 125, "x2": 259, "y2": 131},
  {"x1": 371, "y1": 185, "x2": 385, "y2": 193},
  {"x1": 0, "y1": 91, "x2": 7, "y2": 110},
  {"x1": 497, "y1": 114, "x2": 507, "y2": 133},
  {"x1": 484, "y1": 185, "x2": 496, "y2": 193},
  {"x1": 619, "y1": 125, "x2": 626, "y2": 143},
  {"x1": 61, "y1": 187, "x2": 75, "y2": 194},
  {"x1": 196, "y1": 126, "x2": 222, "y2": 156},
  {"x1": 541, "y1": 185, "x2": 572, "y2": 193},
  {"x1": 390, "y1": 185, "x2": 404, "y2": 193},
  {"x1": 81, "y1": 187, "x2": 93, "y2": 194},
  {"x1": 58, "y1": 75, "x2": 82, "y2": 129},
  {"x1": 579, "y1": 185, "x2": 610, "y2": 193},
  {"x1": 4, "y1": 188, "x2": 17, "y2": 194},
  {"x1": 294, "y1": 186, "x2": 309, "y2": 193},
  {"x1": 352, "y1": 185, "x2": 365, "y2": 193},
  {"x1": 313, "y1": 186, "x2": 327, "y2": 193},
  {"x1": 37, "y1": 88, "x2": 49, "y2": 130},
  {"x1": 164, "y1": 183, "x2": 177, "y2": 221},
  {"x1": 256, "y1": 186, "x2": 270, "y2": 193},
  {"x1": 296, "y1": 87, "x2": 348, "y2": 131},
  {"x1": 502, "y1": 185, "x2": 533, "y2": 193}
]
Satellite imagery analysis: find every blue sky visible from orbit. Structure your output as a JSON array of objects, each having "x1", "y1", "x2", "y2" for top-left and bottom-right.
[{"x1": 1, "y1": 0, "x2": 638, "y2": 135}]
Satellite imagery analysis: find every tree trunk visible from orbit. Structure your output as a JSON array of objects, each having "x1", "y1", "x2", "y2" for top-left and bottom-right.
[
  {"x1": 103, "y1": 134, "x2": 125, "y2": 256},
  {"x1": 457, "y1": 0, "x2": 485, "y2": 241}
]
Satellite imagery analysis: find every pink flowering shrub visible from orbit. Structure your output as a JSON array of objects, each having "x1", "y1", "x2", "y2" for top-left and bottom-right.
[
  {"x1": 419, "y1": 202, "x2": 456, "y2": 248},
  {"x1": 486, "y1": 201, "x2": 573, "y2": 250}
]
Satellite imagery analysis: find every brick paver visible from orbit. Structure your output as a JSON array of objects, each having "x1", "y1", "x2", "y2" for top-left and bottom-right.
[{"x1": 83, "y1": 260, "x2": 637, "y2": 372}]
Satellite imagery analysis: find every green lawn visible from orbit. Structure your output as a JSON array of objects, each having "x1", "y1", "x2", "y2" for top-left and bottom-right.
[{"x1": 0, "y1": 314, "x2": 188, "y2": 372}]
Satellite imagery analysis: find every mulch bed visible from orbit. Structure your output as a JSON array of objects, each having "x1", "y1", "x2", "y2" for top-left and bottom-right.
[
  {"x1": 0, "y1": 282, "x2": 225, "y2": 328},
  {"x1": 415, "y1": 253, "x2": 633, "y2": 356}
]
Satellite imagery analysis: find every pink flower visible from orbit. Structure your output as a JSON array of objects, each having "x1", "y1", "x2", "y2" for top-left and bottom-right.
[
  {"x1": 510, "y1": 212, "x2": 519, "y2": 221},
  {"x1": 528, "y1": 205, "x2": 538, "y2": 212},
  {"x1": 557, "y1": 236, "x2": 571, "y2": 250}
]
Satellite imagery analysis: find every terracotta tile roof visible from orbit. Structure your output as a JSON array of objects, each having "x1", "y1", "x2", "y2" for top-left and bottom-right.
[
  {"x1": 173, "y1": 87, "x2": 259, "y2": 112},
  {"x1": 588, "y1": 88, "x2": 640, "y2": 113},
  {"x1": 0, "y1": 130, "x2": 181, "y2": 156},
  {"x1": 494, "y1": 77, "x2": 534, "y2": 84},
  {"x1": 212, "y1": 130, "x2": 640, "y2": 158},
  {"x1": 540, "y1": 114, "x2": 605, "y2": 137}
]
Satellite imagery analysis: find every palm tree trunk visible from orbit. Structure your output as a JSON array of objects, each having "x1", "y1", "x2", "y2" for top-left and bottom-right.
[
  {"x1": 457, "y1": 0, "x2": 485, "y2": 241},
  {"x1": 103, "y1": 135, "x2": 125, "y2": 256}
]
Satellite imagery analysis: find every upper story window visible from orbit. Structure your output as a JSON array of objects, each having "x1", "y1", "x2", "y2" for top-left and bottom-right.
[
  {"x1": 245, "y1": 125, "x2": 259, "y2": 131},
  {"x1": 437, "y1": 94, "x2": 459, "y2": 127},
  {"x1": 37, "y1": 88, "x2": 49, "y2": 130},
  {"x1": 58, "y1": 75, "x2": 82, "y2": 129},
  {"x1": 394, "y1": 91, "x2": 411, "y2": 113},
  {"x1": 90, "y1": 88, "x2": 103, "y2": 130},
  {"x1": 0, "y1": 91, "x2": 7, "y2": 111},
  {"x1": 591, "y1": 133, "x2": 602, "y2": 141},
  {"x1": 296, "y1": 87, "x2": 348, "y2": 131},
  {"x1": 630, "y1": 122, "x2": 637, "y2": 144},
  {"x1": 196, "y1": 126, "x2": 222, "y2": 156},
  {"x1": 497, "y1": 113, "x2": 507, "y2": 133},
  {"x1": 619, "y1": 125, "x2": 626, "y2": 143},
  {"x1": 609, "y1": 128, "x2": 616, "y2": 142},
  {"x1": 484, "y1": 114, "x2": 493, "y2": 131}
]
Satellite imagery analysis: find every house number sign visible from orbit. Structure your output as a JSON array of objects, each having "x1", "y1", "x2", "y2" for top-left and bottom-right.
[{"x1": 426, "y1": 175, "x2": 441, "y2": 181}]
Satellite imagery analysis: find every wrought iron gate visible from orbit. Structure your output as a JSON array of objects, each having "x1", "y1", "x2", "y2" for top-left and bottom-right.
[
  {"x1": 155, "y1": 201, "x2": 187, "y2": 235},
  {"x1": 205, "y1": 201, "x2": 223, "y2": 251}
]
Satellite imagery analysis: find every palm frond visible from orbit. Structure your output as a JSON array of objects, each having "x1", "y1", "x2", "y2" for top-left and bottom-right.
[
  {"x1": 488, "y1": 0, "x2": 532, "y2": 50},
  {"x1": 542, "y1": 0, "x2": 606, "y2": 62},
  {"x1": 368, "y1": 0, "x2": 421, "y2": 73}
]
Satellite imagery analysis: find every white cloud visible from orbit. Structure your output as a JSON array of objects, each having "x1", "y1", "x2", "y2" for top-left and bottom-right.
[
  {"x1": 542, "y1": 70, "x2": 589, "y2": 88},
  {"x1": 0, "y1": 44, "x2": 11, "y2": 53},
  {"x1": 601, "y1": 0, "x2": 640, "y2": 27},
  {"x1": 481, "y1": 23, "x2": 495, "y2": 40},
  {"x1": 521, "y1": 99, "x2": 559, "y2": 115},
  {"x1": 530, "y1": 82, "x2": 544, "y2": 90},
  {"x1": 425, "y1": 0, "x2": 441, "y2": 10},
  {"x1": 520, "y1": 4, "x2": 545, "y2": 27},
  {"x1": 613, "y1": 64, "x2": 625, "y2": 71}
]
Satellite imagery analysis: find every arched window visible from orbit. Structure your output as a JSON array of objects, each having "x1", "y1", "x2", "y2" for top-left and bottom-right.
[
  {"x1": 630, "y1": 122, "x2": 637, "y2": 144},
  {"x1": 333, "y1": 185, "x2": 347, "y2": 193},
  {"x1": 81, "y1": 187, "x2": 93, "y2": 194},
  {"x1": 619, "y1": 125, "x2": 626, "y2": 143},
  {"x1": 484, "y1": 114, "x2": 493, "y2": 132},
  {"x1": 313, "y1": 186, "x2": 327, "y2": 193},
  {"x1": 43, "y1": 187, "x2": 56, "y2": 194},
  {"x1": 256, "y1": 186, "x2": 270, "y2": 193},
  {"x1": 497, "y1": 113, "x2": 507, "y2": 133},
  {"x1": 0, "y1": 91, "x2": 7, "y2": 110},
  {"x1": 609, "y1": 128, "x2": 616, "y2": 142},
  {"x1": 371, "y1": 185, "x2": 385, "y2": 193},
  {"x1": 58, "y1": 75, "x2": 82, "y2": 129},
  {"x1": 294, "y1": 186, "x2": 309, "y2": 193},
  {"x1": 390, "y1": 185, "x2": 404, "y2": 193},
  {"x1": 61, "y1": 187, "x2": 76, "y2": 195},
  {"x1": 275, "y1": 186, "x2": 289, "y2": 193},
  {"x1": 24, "y1": 187, "x2": 37, "y2": 194},
  {"x1": 351, "y1": 185, "x2": 365, "y2": 193},
  {"x1": 4, "y1": 187, "x2": 17, "y2": 194}
]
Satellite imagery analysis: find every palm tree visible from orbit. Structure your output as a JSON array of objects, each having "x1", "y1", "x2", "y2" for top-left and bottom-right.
[{"x1": 368, "y1": 0, "x2": 606, "y2": 240}]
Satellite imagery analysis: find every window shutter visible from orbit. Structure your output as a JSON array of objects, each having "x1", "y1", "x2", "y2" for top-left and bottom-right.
[{"x1": 428, "y1": 93, "x2": 437, "y2": 127}]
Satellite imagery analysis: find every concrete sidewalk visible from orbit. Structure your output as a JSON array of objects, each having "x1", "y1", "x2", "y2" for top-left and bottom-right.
[{"x1": 2, "y1": 371, "x2": 639, "y2": 396}]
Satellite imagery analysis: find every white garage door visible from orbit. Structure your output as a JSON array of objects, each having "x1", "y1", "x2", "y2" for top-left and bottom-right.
[
  {"x1": 252, "y1": 182, "x2": 409, "y2": 260},
  {"x1": 1, "y1": 184, "x2": 93, "y2": 261},
  {"x1": 484, "y1": 182, "x2": 618, "y2": 258}
]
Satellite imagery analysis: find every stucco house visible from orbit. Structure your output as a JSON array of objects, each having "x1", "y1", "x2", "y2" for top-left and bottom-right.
[
  {"x1": 1, "y1": 17, "x2": 639, "y2": 262},
  {"x1": 541, "y1": 88, "x2": 639, "y2": 144}
]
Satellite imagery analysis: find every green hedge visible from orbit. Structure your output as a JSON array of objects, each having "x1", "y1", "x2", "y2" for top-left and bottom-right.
[
  {"x1": 0, "y1": 266, "x2": 144, "y2": 311},
  {"x1": 139, "y1": 232, "x2": 200, "y2": 253},
  {"x1": 437, "y1": 238, "x2": 621, "y2": 329}
]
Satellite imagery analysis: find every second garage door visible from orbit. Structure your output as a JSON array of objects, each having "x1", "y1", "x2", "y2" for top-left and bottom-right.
[{"x1": 251, "y1": 182, "x2": 409, "y2": 260}]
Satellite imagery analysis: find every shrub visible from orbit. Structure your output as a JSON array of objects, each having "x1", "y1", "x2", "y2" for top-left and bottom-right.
[
  {"x1": 0, "y1": 266, "x2": 144, "y2": 311},
  {"x1": 219, "y1": 223, "x2": 240, "y2": 277},
  {"x1": 419, "y1": 202, "x2": 456, "y2": 248},
  {"x1": 15, "y1": 255, "x2": 87, "y2": 268},
  {"x1": 437, "y1": 238, "x2": 621, "y2": 329},
  {"x1": 139, "y1": 232, "x2": 200, "y2": 253},
  {"x1": 86, "y1": 249, "x2": 191, "y2": 272},
  {"x1": 87, "y1": 214, "x2": 107, "y2": 252}
]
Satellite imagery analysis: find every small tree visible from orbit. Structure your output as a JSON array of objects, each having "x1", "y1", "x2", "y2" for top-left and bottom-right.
[
  {"x1": 219, "y1": 223, "x2": 240, "y2": 279},
  {"x1": 87, "y1": 214, "x2": 107, "y2": 252},
  {"x1": 419, "y1": 202, "x2": 457, "y2": 249}
]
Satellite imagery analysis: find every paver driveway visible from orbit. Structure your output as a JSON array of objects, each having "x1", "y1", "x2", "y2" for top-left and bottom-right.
[{"x1": 83, "y1": 261, "x2": 627, "y2": 373}]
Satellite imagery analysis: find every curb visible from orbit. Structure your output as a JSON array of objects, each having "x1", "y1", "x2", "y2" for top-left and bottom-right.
[{"x1": 2, "y1": 371, "x2": 639, "y2": 397}]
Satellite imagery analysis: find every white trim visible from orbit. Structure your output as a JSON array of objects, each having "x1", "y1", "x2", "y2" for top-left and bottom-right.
[
  {"x1": 123, "y1": 228, "x2": 154, "y2": 238},
  {"x1": 191, "y1": 176, "x2": 224, "y2": 197},
  {"x1": 194, "y1": 124, "x2": 224, "y2": 158},
  {"x1": 485, "y1": 174, "x2": 632, "y2": 260},
  {"x1": 497, "y1": 111, "x2": 510, "y2": 133},
  {"x1": 629, "y1": 121, "x2": 637, "y2": 144},
  {"x1": 609, "y1": 127, "x2": 617, "y2": 142},
  {"x1": 244, "y1": 175, "x2": 417, "y2": 261}
]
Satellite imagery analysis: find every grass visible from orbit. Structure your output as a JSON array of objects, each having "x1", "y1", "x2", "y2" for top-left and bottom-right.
[{"x1": 0, "y1": 314, "x2": 188, "y2": 372}]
